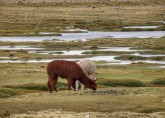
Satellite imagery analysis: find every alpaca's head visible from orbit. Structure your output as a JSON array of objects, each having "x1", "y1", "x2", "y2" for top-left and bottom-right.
[{"x1": 86, "y1": 79, "x2": 97, "y2": 90}]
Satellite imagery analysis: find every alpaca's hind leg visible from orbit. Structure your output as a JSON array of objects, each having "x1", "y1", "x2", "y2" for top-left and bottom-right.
[
  {"x1": 49, "y1": 75, "x2": 58, "y2": 93},
  {"x1": 53, "y1": 78, "x2": 58, "y2": 92},
  {"x1": 49, "y1": 77, "x2": 55, "y2": 93},
  {"x1": 47, "y1": 76, "x2": 54, "y2": 93},
  {"x1": 47, "y1": 79, "x2": 51, "y2": 92}
]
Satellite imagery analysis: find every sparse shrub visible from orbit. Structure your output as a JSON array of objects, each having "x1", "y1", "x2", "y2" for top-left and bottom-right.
[
  {"x1": 18, "y1": 49, "x2": 28, "y2": 53},
  {"x1": 90, "y1": 51, "x2": 97, "y2": 54},
  {"x1": 4, "y1": 83, "x2": 46, "y2": 91},
  {"x1": 9, "y1": 54, "x2": 14, "y2": 57},
  {"x1": 90, "y1": 46, "x2": 98, "y2": 49},
  {"x1": 0, "y1": 88, "x2": 17, "y2": 98},
  {"x1": 18, "y1": 83, "x2": 47, "y2": 91},
  {"x1": 54, "y1": 51, "x2": 64, "y2": 54},
  {"x1": 5, "y1": 82, "x2": 67, "y2": 91},
  {"x1": 151, "y1": 78, "x2": 165, "y2": 85},
  {"x1": 137, "y1": 107, "x2": 164, "y2": 113},
  {"x1": 98, "y1": 78, "x2": 146, "y2": 87},
  {"x1": 115, "y1": 55, "x2": 145, "y2": 60},
  {"x1": 82, "y1": 51, "x2": 97, "y2": 54},
  {"x1": 36, "y1": 57, "x2": 42, "y2": 60}
]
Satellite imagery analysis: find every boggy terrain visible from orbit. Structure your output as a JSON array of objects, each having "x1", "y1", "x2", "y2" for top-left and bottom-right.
[
  {"x1": 0, "y1": 37, "x2": 165, "y2": 117},
  {"x1": 0, "y1": 0, "x2": 165, "y2": 118}
]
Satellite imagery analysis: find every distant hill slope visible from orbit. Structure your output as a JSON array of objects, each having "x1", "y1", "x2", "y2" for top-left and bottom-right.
[
  {"x1": 1, "y1": 0, "x2": 102, "y2": 4},
  {"x1": 1, "y1": 0, "x2": 165, "y2": 5}
]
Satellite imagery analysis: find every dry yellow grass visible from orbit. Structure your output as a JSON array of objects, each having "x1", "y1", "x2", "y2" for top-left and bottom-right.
[{"x1": 1, "y1": 0, "x2": 165, "y2": 36}]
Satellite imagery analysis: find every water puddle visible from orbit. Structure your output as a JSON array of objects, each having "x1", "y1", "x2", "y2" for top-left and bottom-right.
[
  {"x1": 0, "y1": 46, "x2": 43, "y2": 50},
  {"x1": 29, "y1": 47, "x2": 149, "y2": 55},
  {"x1": 61, "y1": 28, "x2": 88, "y2": 32},
  {"x1": 98, "y1": 47, "x2": 149, "y2": 52},
  {"x1": 153, "y1": 21, "x2": 165, "y2": 24},
  {"x1": 1, "y1": 46, "x2": 165, "y2": 66},
  {"x1": 0, "y1": 57, "x2": 20, "y2": 59},
  {"x1": 29, "y1": 50, "x2": 90, "y2": 55},
  {"x1": 123, "y1": 26, "x2": 160, "y2": 29},
  {"x1": 128, "y1": 53, "x2": 165, "y2": 57},
  {"x1": 90, "y1": 56, "x2": 117, "y2": 62},
  {"x1": 1, "y1": 56, "x2": 165, "y2": 66},
  {"x1": 0, "y1": 31, "x2": 165, "y2": 42},
  {"x1": 152, "y1": 66, "x2": 165, "y2": 68},
  {"x1": 0, "y1": 58, "x2": 79, "y2": 63},
  {"x1": 0, "y1": 42, "x2": 164, "y2": 66}
]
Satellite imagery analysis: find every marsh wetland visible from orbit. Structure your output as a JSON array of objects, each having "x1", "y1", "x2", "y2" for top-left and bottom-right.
[{"x1": 0, "y1": 0, "x2": 165, "y2": 118}]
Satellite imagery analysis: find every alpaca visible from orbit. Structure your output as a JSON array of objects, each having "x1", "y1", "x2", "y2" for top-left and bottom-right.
[
  {"x1": 46, "y1": 60, "x2": 97, "y2": 93},
  {"x1": 76, "y1": 59, "x2": 96, "y2": 90}
]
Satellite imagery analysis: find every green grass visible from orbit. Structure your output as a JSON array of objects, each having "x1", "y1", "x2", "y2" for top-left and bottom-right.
[
  {"x1": 0, "y1": 88, "x2": 18, "y2": 98},
  {"x1": 1, "y1": 0, "x2": 165, "y2": 36},
  {"x1": 98, "y1": 78, "x2": 146, "y2": 87},
  {"x1": 0, "y1": 87, "x2": 164, "y2": 117},
  {"x1": 96, "y1": 64, "x2": 165, "y2": 82},
  {"x1": 151, "y1": 78, "x2": 165, "y2": 85},
  {"x1": 137, "y1": 106, "x2": 165, "y2": 113}
]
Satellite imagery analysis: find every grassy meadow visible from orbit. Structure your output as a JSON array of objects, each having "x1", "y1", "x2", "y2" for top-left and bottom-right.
[
  {"x1": 0, "y1": 0, "x2": 165, "y2": 36},
  {"x1": 0, "y1": 37, "x2": 165, "y2": 117},
  {"x1": 0, "y1": 0, "x2": 165, "y2": 117}
]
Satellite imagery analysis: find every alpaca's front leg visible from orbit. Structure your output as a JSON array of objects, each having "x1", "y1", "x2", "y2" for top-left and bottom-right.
[
  {"x1": 47, "y1": 80, "x2": 52, "y2": 92},
  {"x1": 72, "y1": 79, "x2": 76, "y2": 91},
  {"x1": 75, "y1": 80, "x2": 79, "y2": 91},
  {"x1": 80, "y1": 83, "x2": 85, "y2": 90},
  {"x1": 67, "y1": 78, "x2": 73, "y2": 91}
]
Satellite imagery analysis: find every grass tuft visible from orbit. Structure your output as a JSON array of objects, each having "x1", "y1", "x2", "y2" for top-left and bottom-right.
[
  {"x1": 151, "y1": 78, "x2": 165, "y2": 85},
  {"x1": 0, "y1": 88, "x2": 18, "y2": 98},
  {"x1": 98, "y1": 78, "x2": 146, "y2": 87},
  {"x1": 4, "y1": 82, "x2": 67, "y2": 91},
  {"x1": 137, "y1": 107, "x2": 164, "y2": 113}
]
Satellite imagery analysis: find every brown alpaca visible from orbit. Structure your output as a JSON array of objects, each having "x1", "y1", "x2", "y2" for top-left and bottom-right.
[{"x1": 46, "y1": 60, "x2": 97, "y2": 93}]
